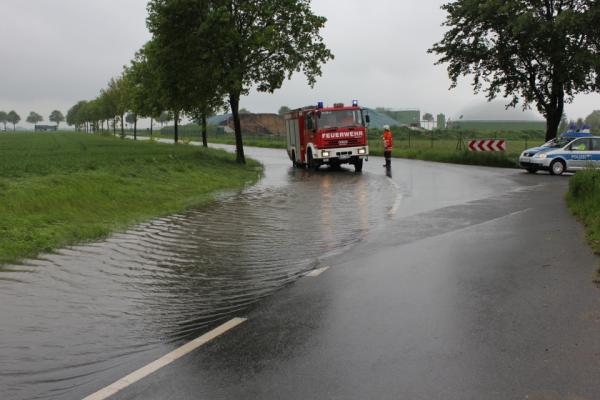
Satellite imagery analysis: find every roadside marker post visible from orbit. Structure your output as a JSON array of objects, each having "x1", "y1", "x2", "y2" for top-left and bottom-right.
[{"x1": 468, "y1": 139, "x2": 506, "y2": 152}]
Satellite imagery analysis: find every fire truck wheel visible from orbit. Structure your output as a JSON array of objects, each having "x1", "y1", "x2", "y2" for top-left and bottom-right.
[
  {"x1": 307, "y1": 149, "x2": 319, "y2": 171},
  {"x1": 354, "y1": 159, "x2": 363, "y2": 173}
]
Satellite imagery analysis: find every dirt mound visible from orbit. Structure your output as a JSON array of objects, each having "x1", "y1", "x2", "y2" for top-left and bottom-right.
[{"x1": 222, "y1": 113, "x2": 285, "y2": 135}]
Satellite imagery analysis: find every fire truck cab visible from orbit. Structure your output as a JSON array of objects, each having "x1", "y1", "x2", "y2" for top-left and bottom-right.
[{"x1": 285, "y1": 101, "x2": 370, "y2": 172}]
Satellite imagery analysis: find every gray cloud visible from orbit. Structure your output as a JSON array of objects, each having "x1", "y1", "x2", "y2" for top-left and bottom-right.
[{"x1": 0, "y1": 0, "x2": 597, "y2": 128}]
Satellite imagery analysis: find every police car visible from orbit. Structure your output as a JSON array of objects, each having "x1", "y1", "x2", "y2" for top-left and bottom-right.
[{"x1": 519, "y1": 131, "x2": 600, "y2": 175}]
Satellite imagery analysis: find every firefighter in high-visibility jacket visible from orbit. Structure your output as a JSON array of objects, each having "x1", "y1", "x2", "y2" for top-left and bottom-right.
[{"x1": 382, "y1": 125, "x2": 393, "y2": 169}]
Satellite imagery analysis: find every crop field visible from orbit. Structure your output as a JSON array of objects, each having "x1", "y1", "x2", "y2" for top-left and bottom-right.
[{"x1": 0, "y1": 132, "x2": 262, "y2": 265}]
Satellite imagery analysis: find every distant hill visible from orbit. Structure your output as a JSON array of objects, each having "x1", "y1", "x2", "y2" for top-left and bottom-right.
[
  {"x1": 362, "y1": 108, "x2": 402, "y2": 128},
  {"x1": 208, "y1": 113, "x2": 284, "y2": 134}
]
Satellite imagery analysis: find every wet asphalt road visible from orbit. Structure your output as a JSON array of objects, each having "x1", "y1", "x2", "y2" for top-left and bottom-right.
[{"x1": 2, "y1": 144, "x2": 600, "y2": 399}]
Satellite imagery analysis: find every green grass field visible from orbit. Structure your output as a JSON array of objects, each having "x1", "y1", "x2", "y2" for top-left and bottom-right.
[
  {"x1": 152, "y1": 131, "x2": 287, "y2": 149},
  {"x1": 0, "y1": 132, "x2": 262, "y2": 266},
  {"x1": 566, "y1": 169, "x2": 600, "y2": 282}
]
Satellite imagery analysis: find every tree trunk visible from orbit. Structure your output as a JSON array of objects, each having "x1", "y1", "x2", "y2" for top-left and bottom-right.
[
  {"x1": 113, "y1": 118, "x2": 117, "y2": 136},
  {"x1": 201, "y1": 114, "x2": 208, "y2": 147},
  {"x1": 134, "y1": 116, "x2": 137, "y2": 140},
  {"x1": 229, "y1": 93, "x2": 245, "y2": 164},
  {"x1": 545, "y1": 92, "x2": 564, "y2": 142},
  {"x1": 120, "y1": 114, "x2": 125, "y2": 138},
  {"x1": 150, "y1": 118, "x2": 154, "y2": 137},
  {"x1": 174, "y1": 110, "x2": 179, "y2": 143},
  {"x1": 13, "y1": 123, "x2": 16, "y2": 132}
]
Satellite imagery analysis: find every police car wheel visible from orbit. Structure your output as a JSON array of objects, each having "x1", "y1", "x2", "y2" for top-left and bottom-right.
[{"x1": 550, "y1": 159, "x2": 566, "y2": 176}]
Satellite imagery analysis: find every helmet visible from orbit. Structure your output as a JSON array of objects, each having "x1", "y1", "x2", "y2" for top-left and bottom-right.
[{"x1": 383, "y1": 125, "x2": 390, "y2": 131}]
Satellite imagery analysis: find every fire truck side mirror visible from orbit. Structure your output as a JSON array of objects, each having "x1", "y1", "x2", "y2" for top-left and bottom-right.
[
  {"x1": 306, "y1": 115, "x2": 314, "y2": 130},
  {"x1": 365, "y1": 115, "x2": 371, "y2": 124}
]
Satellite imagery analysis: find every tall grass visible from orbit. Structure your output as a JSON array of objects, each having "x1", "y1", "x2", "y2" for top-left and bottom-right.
[
  {"x1": 567, "y1": 169, "x2": 600, "y2": 282},
  {"x1": 0, "y1": 132, "x2": 262, "y2": 265}
]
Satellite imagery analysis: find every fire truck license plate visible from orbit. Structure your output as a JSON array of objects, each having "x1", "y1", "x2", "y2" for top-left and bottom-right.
[{"x1": 340, "y1": 154, "x2": 350, "y2": 160}]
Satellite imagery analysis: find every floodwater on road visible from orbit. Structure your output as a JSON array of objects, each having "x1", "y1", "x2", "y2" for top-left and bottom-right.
[{"x1": 0, "y1": 144, "x2": 524, "y2": 400}]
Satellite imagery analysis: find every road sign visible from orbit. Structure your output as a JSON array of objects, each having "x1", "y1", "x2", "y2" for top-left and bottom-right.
[{"x1": 468, "y1": 139, "x2": 506, "y2": 152}]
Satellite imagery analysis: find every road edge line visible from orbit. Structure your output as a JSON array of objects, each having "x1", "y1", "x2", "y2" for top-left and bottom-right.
[
  {"x1": 306, "y1": 266, "x2": 330, "y2": 277},
  {"x1": 82, "y1": 317, "x2": 247, "y2": 400}
]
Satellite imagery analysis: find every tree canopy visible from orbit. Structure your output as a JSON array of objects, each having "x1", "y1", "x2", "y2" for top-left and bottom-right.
[
  {"x1": 147, "y1": 0, "x2": 333, "y2": 162},
  {"x1": 26, "y1": 112, "x2": 43, "y2": 125},
  {"x1": 7, "y1": 111, "x2": 21, "y2": 131},
  {"x1": 585, "y1": 110, "x2": 600, "y2": 131},
  {"x1": 430, "y1": 0, "x2": 600, "y2": 141},
  {"x1": 0, "y1": 111, "x2": 7, "y2": 131},
  {"x1": 49, "y1": 110, "x2": 65, "y2": 128}
]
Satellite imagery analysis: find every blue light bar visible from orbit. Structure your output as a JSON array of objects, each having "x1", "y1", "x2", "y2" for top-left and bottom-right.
[
  {"x1": 317, "y1": 101, "x2": 324, "y2": 109},
  {"x1": 352, "y1": 99, "x2": 358, "y2": 107}
]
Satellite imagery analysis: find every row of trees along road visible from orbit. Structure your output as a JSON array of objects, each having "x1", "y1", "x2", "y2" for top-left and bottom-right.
[
  {"x1": 67, "y1": 0, "x2": 333, "y2": 164},
  {"x1": 0, "y1": 110, "x2": 65, "y2": 131},
  {"x1": 430, "y1": 0, "x2": 600, "y2": 142}
]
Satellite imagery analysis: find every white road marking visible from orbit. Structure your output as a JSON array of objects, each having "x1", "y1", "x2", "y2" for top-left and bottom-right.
[
  {"x1": 82, "y1": 318, "x2": 247, "y2": 400},
  {"x1": 389, "y1": 193, "x2": 404, "y2": 217},
  {"x1": 306, "y1": 266, "x2": 329, "y2": 277},
  {"x1": 387, "y1": 178, "x2": 403, "y2": 217}
]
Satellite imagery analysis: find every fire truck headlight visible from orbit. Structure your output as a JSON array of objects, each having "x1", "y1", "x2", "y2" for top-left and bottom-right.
[
  {"x1": 321, "y1": 151, "x2": 330, "y2": 157},
  {"x1": 358, "y1": 148, "x2": 366, "y2": 155}
]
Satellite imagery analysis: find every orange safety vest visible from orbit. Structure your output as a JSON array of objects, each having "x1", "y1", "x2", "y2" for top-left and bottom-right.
[{"x1": 383, "y1": 130, "x2": 393, "y2": 151}]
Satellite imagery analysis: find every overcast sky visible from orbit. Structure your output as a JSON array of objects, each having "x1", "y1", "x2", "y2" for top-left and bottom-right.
[{"x1": 2, "y1": 0, "x2": 599, "y2": 128}]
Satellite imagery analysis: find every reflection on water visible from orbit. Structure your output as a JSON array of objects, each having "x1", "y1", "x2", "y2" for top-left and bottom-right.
[{"x1": 0, "y1": 161, "x2": 395, "y2": 400}]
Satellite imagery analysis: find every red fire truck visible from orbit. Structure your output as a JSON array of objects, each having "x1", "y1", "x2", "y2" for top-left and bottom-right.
[{"x1": 285, "y1": 101, "x2": 370, "y2": 172}]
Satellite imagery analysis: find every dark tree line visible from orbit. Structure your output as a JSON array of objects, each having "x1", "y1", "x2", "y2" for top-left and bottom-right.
[{"x1": 67, "y1": 0, "x2": 333, "y2": 163}]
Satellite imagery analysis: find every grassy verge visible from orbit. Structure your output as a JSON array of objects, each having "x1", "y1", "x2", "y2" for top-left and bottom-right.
[
  {"x1": 368, "y1": 142, "x2": 520, "y2": 168},
  {"x1": 0, "y1": 132, "x2": 262, "y2": 266},
  {"x1": 566, "y1": 169, "x2": 600, "y2": 283},
  {"x1": 151, "y1": 131, "x2": 287, "y2": 149}
]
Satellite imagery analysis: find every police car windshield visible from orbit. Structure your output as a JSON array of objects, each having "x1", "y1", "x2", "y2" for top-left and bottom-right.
[
  {"x1": 543, "y1": 137, "x2": 572, "y2": 148},
  {"x1": 318, "y1": 110, "x2": 363, "y2": 129}
]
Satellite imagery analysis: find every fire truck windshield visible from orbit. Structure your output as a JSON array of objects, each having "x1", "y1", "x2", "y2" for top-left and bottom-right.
[{"x1": 317, "y1": 110, "x2": 364, "y2": 129}]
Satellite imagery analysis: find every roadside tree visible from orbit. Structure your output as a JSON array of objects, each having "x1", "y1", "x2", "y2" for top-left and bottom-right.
[
  {"x1": 26, "y1": 112, "x2": 43, "y2": 127},
  {"x1": 0, "y1": 111, "x2": 7, "y2": 131},
  {"x1": 585, "y1": 110, "x2": 600, "y2": 132},
  {"x1": 49, "y1": 110, "x2": 65, "y2": 129},
  {"x1": 133, "y1": 37, "x2": 188, "y2": 143},
  {"x1": 158, "y1": 111, "x2": 171, "y2": 127},
  {"x1": 7, "y1": 111, "x2": 21, "y2": 131},
  {"x1": 278, "y1": 106, "x2": 291, "y2": 116},
  {"x1": 147, "y1": 0, "x2": 333, "y2": 163},
  {"x1": 125, "y1": 46, "x2": 165, "y2": 139},
  {"x1": 104, "y1": 76, "x2": 129, "y2": 137},
  {"x1": 430, "y1": 0, "x2": 600, "y2": 141}
]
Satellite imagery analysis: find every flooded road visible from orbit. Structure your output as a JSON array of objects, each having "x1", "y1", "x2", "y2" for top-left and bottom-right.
[{"x1": 0, "y1": 145, "x2": 520, "y2": 400}]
